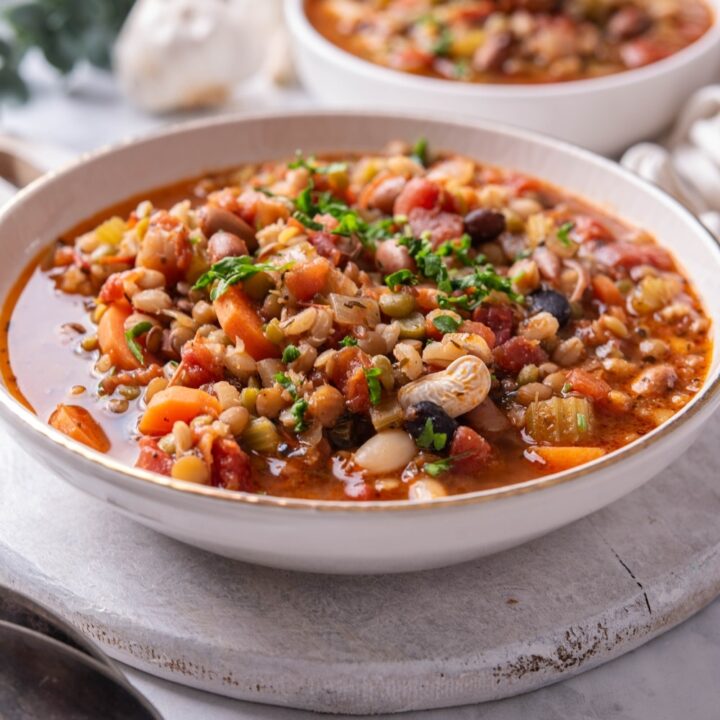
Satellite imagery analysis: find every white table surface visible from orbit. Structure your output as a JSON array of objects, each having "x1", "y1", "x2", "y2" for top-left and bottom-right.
[{"x1": 3, "y1": 59, "x2": 720, "y2": 720}]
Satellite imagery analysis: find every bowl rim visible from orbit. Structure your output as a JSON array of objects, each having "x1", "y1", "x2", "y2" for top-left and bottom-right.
[
  {"x1": 285, "y1": 0, "x2": 720, "y2": 98},
  {"x1": 1, "y1": 108, "x2": 719, "y2": 513}
]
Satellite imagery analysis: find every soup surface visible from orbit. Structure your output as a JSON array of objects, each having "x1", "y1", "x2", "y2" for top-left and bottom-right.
[
  {"x1": 306, "y1": 0, "x2": 712, "y2": 84},
  {"x1": 1, "y1": 140, "x2": 711, "y2": 501}
]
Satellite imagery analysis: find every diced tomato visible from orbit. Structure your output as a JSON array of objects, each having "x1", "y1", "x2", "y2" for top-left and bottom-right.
[
  {"x1": 450, "y1": 426, "x2": 492, "y2": 473},
  {"x1": 493, "y1": 336, "x2": 548, "y2": 374},
  {"x1": 566, "y1": 368, "x2": 611, "y2": 402},
  {"x1": 473, "y1": 304, "x2": 514, "y2": 346},
  {"x1": 177, "y1": 341, "x2": 225, "y2": 388},
  {"x1": 285, "y1": 257, "x2": 331, "y2": 301},
  {"x1": 328, "y1": 346, "x2": 372, "y2": 414},
  {"x1": 211, "y1": 437, "x2": 254, "y2": 492},
  {"x1": 390, "y1": 46, "x2": 434, "y2": 72},
  {"x1": 458, "y1": 320, "x2": 496, "y2": 348},
  {"x1": 408, "y1": 208, "x2": 465, "y2": 248},
  {"x1": 572, "y1": 215, "x2": 612, "y2": 243},
  {"x1": 595, "y1": 241, "x2": 673, "y2": 270},
  {"x1": 393, "y1": 178, "x2": 441, "y2": 217},
  {"x1": 136, "y1": 436, "x2": 174, "y2": 476},
  {"x1": 592, "y1": 274, "x2": 624, "y2": 306},
  {"x1": 98, "y1": 273, "x2": 127, "y2": 304}
]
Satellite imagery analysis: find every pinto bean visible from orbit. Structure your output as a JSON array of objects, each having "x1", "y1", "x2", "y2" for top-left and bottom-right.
[
  {"x1": 208, "y1": 231, "x2": 249, "y2": 264},
  {"x1": 375, "y1": 238, "x2": 416, "y2": 275},
  {"x1": 367, "y1": 176, "x2": 407, "y2": 215},
  {"x1": 631, "y1": 364, "x2": 678, "y2": 398},
  {"x1": 199, "y1": 206, "x2": 257, "y2": 251},
  {"x1": 608, "y1": 7, "x2": 652, "y2": 41}
]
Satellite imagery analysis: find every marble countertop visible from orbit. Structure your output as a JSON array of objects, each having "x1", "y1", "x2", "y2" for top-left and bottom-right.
[{"x1": 2, "y1": 60, "x2": 719, "y2": 720}]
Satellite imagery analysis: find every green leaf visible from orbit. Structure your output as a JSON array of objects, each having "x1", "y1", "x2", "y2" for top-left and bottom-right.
[
  {"x1": 432, "y1": 315, "x2": 461, "y2": 334},
  {"x1": 384, "y1": 269, "x2": 417, "y2": 288},
  {"x1": 124, "y1": 321, "x2": 152, "y2": 366},
  {"x1": 282, "y1": 345, "x2": 301, "y2": 364},
  {"x1": 557, "y1": 222, "x2": 575, "y2": 248},
  {"x1": 410, "y1": 137, "x2": 429, "y2": 167},
  {"x1": 364, "y1": 367, "x2": 383, "y2": 406},
  {"x1": 290, "y1": 398, "x2": 309, "y2": 432},
  {"x1": 424, "y1": 452, "x2": 470, "y2": 477},
  {"x1": 339, "y1": 335, "x2": 358, "y2": 348},
  {"x1": 416, "y1": 418, "x2": 447, "y2": 452},
  {"x1": 193, "y1": 256, "x2": 288, "y2": 301}
]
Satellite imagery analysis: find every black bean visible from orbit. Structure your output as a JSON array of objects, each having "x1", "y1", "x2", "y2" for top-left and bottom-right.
[
  {"x1": 327, "y1": 413, "x2": 373, "y2": 450},
  {"x1": 404, "y1": 402, "x2": 458, "y2": 447},
  {"x1": 529, "y1": 289, "x2": 571, "y2": 327},
  {"x1": 464, "y1": 209, "x2": 506, "y2": 243}
]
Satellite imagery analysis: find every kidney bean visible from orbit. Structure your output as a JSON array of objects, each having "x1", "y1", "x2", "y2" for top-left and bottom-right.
[
  {"x1": 199, "y1": 206, "x2": 257, "y2": 251},
  {"x1": 464, "y1": 209, "x2": 507, "y2": 243},
  {"x1": 375, "y1": 238, "x2": 416, "y2": 275},
  {"x1": 208, "y1": 231, "x2": 249, "y2": 264}
]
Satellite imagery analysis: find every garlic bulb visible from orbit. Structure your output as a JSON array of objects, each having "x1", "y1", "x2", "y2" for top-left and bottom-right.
[{"x1": 114, "y1": 0, "x2": 282, "y2": 113}]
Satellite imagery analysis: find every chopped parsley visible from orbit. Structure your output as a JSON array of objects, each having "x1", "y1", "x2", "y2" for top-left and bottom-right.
[
  {"x1": 424, "y1": 452, "x2": 470, "y2": 477},
  {"x1": 340, "y1": 335, "x2": 358, "y2": 348},
  {"x1": 436, "y1": 234, "x2": 474, "y2": 266},
  {"x1": 557, "y1": 221, "x2": 575, "y2": 248},
  {"x1": 431, "y1": 25, "x2": 453, "y2": 57},
  {"x1": 384, "y1": 269, "x2": 417, "y2": 288},
  {"x1": 432, "y1": 314, "x2": 461, "y2": 334},
  {"x1": 416, "y1": 418, "x2": 447, "y2": 452},
  {"x1": 288, "y1": 151, "x2": 347, "y2": 176},
  {"x1": 410, "y1": 136, "x2": 429, "y2": 167},
  {"x1": 124, "y1": 321, "x2": 152, "y2": 366},
  {"x1": 577, "y1": 413, "x2": 588, "y2": 432},
  {"x1": 364, "y1": 367, "x2": 383, "y2": 406},
  {"x1": 193, "y1": 256, "x2": 289, "y2": 301},
  {"x1": 561, "y1": 382, "x2": 573, "y2": 394},
  {"x1": 282, "y1": 345, "x2": 301, "y2": 364},
  {"x1": 274, "y1": 372, "x2": 297, "y2": 398},
  {"x1": 290, "y1": 398, "x2": 309, "y2": 432}
]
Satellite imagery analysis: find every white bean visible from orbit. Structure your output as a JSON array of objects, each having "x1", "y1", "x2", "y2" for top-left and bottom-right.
[{"x1": 353, "y1": 430, "x2": 416, "y2": 474}]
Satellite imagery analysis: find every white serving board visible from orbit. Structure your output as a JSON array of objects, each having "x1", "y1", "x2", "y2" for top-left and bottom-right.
[{"x1": 1, "y1": 409, "x2": 720, "y2": 715}]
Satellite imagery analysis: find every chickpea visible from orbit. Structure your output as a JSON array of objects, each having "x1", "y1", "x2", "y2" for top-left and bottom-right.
[
  {"x1": 308, "y1": 385, "x2": 345, "y2": 428},
  {"x1": 256, "y1": 385, "x2": 288, "y2": 419}
]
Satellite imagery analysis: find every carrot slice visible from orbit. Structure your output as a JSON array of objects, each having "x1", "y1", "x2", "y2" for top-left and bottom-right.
[
  {"x1": 533, "y1": 446, "x2": 605, "y2": 472},
  {"x1": 285, "y1": 257, "x2": 330, "y2": 301},
  {"x1": 592, "y1": 274, "x2": 624, "y2": 306},
  {"x1": 49, "y1": 404, "x2": 111, "y2": 453},
  {"x1": 97, "y1": 302, "x2": 157, "y2": 371},
  {"x1": 214, "y1": 285, "x2": 280, "y2": 360},
  {"x1": 138, "y1": 386, "x2": 221, "y2": 436}
]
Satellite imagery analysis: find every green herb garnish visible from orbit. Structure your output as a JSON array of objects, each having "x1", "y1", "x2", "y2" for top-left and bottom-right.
[
  {"x1": 557, "y1": 222, "x2": 575, "y2": 248},
  {"x1": 561, "y1": 382, "x2": 572, "y2": 394},
  {"x1": 416, "y1": 418, "x2": 447, "y2": 451},
  {"x1": 437, "y1": 234, "x2": 474, "y2": 266},
  {"x1": 410, "y1": 137, "x2": 429, "y2": 167},
  {"x1": 364, "y1": 367, "x2": 383, "y2": 406},
  {"x1": 431, "y1": 26, "x2": 453, "y2": 57},
  {"x1": 274, "y1": 372, "x2": 297, "y2": 398},
  {"x1": 290, "y1": 398, "x2": 309, "y2": 432},
  {"x1": 282, "y1": 345, "x2": 301, "y2": 364},
  {"x1": 340, "y1": 336, "x2": 358, "y2": 348},
  {"x1": 384, "y1": 268, "x2": 418, "y2": 288},
  {"x1": 577, "y1": 413, "x2": 588, "y2": 432},
  {"x1": 193, "y1": 256, "x2": 288, "y2": 301},
  {"x1": 124, "y1": 321, "x2": 152, "y2": 366},
  {"x1": 432, "y1": 315, "x2": 461, "y2": 334},
  {"x1": 424, "y1": 452, "x2": 470, "y2": 477},
  {"x1": 288, "y1": 151, "x2": 347, "y2": 176}
]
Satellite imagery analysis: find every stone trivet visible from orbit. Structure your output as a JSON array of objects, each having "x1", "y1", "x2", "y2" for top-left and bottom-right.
[{"x1": 1, "y1": 411, "x2": 719, "y2": 715}]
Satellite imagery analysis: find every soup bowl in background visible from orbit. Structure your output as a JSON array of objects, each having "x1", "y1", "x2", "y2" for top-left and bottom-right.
[
  {"x1": 285, "y1": 0, "x2": 720, "y2": 156},
  {"x1": 0, "y1": 111, "x2": 718, "y2": 574}
]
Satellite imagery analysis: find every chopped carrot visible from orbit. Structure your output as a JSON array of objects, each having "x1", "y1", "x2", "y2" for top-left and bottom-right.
[
  {"x1": 285, "y1": 257, "x2": 330, "y2": 302},
  {"x1": 214, "y1": 285, "x2": 280, "y2": 360},
  {"x1": 97, "y1": 301, "x2": 157, "y2": 371},
  {"x1": 138, "y1": 386, "x2": 221, "y2": 435},
  {"x1": 566, "y1": 368, "x2": 611, "y2": 401},
  {"x1": 592, "y1": 274, "x2": 624, "y2": 306},
  {"x1": 49, "y1": 404, "x2": 111, "y2": 453},
  {"x1": 533, "y1": 446, "x2": 605, "y2": 472}
]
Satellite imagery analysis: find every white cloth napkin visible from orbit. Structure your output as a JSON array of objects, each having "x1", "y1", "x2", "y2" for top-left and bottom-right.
[{"x1": 621, "y1": 85, "x2": 720, "y2": 238}]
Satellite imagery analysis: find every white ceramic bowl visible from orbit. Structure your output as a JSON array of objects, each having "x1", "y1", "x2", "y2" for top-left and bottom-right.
[
  {"x1": 285, "y1": 0, "x2": 720, "y2": 156},
  {"x1": 0, "y1": 111, "x2": 718, "y2": 574}
]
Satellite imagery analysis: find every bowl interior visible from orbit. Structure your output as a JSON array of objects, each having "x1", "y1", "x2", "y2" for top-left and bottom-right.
[{"x1": 1, "y1": 112, "x2": 718, "y2": 501}]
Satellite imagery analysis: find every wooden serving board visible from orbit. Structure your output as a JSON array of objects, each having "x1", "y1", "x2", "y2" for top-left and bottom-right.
[{"x1": 1, "y1": 411, "x2": 720, "y2": 715}]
